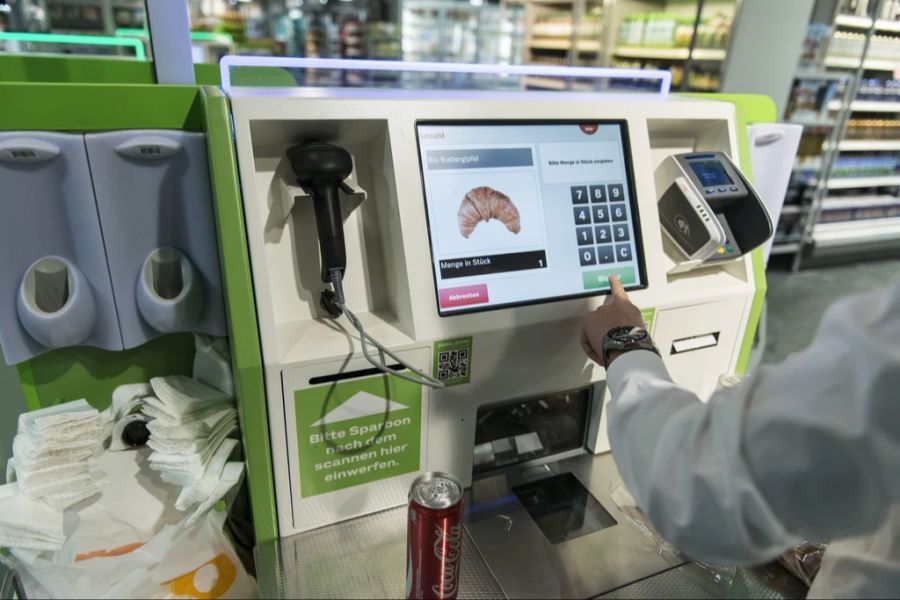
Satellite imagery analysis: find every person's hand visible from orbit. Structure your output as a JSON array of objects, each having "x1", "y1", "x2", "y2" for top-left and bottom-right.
[{"x1": 581, "y1": 274, "x2": 645, "y2": 366}]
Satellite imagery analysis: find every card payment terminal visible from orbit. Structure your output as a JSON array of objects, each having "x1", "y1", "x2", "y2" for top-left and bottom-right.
[{"x1": 656, "y1": 151, "x2": 772, "y2": 264}]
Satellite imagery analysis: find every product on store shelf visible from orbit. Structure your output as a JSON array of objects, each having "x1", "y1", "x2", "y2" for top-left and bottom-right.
[
  {"x1": 799, "y1": 24, "x2": 833, "y2": 66},
  {"x1": 857, "y1": 79, "x2": 900, "y2": 102},
  {"x1": 819, "y1": 193, "x2": 900, "y2": 223},
  {"x1": 832, "y1": 154, "x2": 899, "y2": 177},
  {"x1": 694, "y1": 12, "x2": 733, "y2": 48},
  {"x1": 844, "y1": 119, "x2": 900, "y2": 139},
  {"x1": 617, "y1": 11, "x2": 732, "y2": 50},
  {"x1": 828, "y1": 31, "x2": 900, "y2": 62},
  {"x1": 787, "y1": 78, "x2": 845, "y2": 122},
  {"x1": 828, "y1": 30, "x2": 866, "y2": 58},
  {"x1": 618, "y1": 14, "x2": 646, "y2": 46},
  {"x1": 688, "y1": 68, "x2": 720, "y2": 91}
]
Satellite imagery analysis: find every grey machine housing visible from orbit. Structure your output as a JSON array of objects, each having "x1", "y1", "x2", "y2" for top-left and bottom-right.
[{"x1": 655, "y1": 151, "x2": 773, "y2": 265}]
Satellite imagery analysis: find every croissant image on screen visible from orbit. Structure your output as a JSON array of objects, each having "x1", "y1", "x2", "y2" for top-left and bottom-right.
[{"x1": 457, "y1": 186, "x2": 522, "y2": 239}]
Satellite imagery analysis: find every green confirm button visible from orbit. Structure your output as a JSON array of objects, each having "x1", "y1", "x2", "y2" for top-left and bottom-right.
[{"x1": 582, "y1": 266, "x2": 636, "y2": 290}]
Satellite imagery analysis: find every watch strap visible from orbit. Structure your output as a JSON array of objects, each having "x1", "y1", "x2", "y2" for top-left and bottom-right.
[{"x1": 602, "y1": 326, "x2": 658, "y2": 369}]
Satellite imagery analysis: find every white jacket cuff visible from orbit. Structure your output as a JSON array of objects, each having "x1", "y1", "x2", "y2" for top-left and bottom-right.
[{"x1": 606, "y1": 349, "x2": 671, "y2": 397}]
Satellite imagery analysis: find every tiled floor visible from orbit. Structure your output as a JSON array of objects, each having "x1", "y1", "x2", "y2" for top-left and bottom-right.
[{"x1": 763, "y1": 259, "x2": 900, "y2": 364}]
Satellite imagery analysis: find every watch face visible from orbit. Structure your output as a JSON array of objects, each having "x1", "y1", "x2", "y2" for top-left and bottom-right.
[{"x1": 611, "y1": 326, "x2": 648, "y2": 344}]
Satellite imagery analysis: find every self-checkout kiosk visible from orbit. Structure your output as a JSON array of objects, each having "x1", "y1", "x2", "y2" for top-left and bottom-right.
[{"x1": 222, "y1": 58, "x2": 772, "y2": 598}]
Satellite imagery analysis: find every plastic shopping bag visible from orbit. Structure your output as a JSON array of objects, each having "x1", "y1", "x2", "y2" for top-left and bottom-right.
[
  {"x1": 5, "y1": 450, "x2": 255, "y2": 599},
  {"x1": 10, "y1": 509, "x2": 255, "y2": 599}
]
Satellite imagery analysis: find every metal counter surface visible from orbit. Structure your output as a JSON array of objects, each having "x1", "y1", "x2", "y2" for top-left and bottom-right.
[
  {"x1": 598, "y1": 562, "x2": 808, "y2": 599},
  {"x1": 254, "y1": 504, "x2": 504, "y2": 599},
  {"x1": 254, "y1": 509, "x2": 808, "y2": 600},
  {"x1": 253, "y1": 451, "x2": 807, "y2": 600}
]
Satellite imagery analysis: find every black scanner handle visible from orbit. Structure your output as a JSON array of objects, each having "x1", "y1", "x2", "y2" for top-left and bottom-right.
[
  {"x1": 287, "y1": 141, "x2": 354, "y2": 283},
  {"x1": 310, "y1": 180, "x2": 346, "y2": 282}
]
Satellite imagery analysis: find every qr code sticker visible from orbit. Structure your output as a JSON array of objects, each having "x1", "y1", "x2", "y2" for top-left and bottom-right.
[{"x1": 437, "y1": 347, "x2": 469, "y2": 381}]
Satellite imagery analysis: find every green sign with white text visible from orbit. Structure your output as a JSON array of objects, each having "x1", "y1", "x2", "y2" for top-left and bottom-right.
[{"x1": 295, "y1": 374, "x2": 421, "y2": 498}]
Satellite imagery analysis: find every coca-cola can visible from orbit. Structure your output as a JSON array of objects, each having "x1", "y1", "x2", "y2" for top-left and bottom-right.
[{"x1": 406, "y1": 471, "x2": 465, "y2": 600}]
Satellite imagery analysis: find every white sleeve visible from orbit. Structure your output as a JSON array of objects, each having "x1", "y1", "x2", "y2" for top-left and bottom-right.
[{"x1": 605, "y1": 282, "x2": 900, "y2": 566}]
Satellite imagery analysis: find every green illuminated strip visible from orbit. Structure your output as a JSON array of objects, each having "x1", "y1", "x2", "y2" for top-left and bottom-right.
[
  {"x1": 115, "y1": 27, "x2": 234, "y2": 45},
  {"x1": 190, "y1": 31, "x2": 235, "y2": 44},
  {"x1": 0, "y1": 32, "x2": 145, "y2": 60}
]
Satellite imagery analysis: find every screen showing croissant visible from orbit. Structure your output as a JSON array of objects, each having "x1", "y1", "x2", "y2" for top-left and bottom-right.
[{"x1": 417, "y1": 121, "x2": 647, "y2": 316}]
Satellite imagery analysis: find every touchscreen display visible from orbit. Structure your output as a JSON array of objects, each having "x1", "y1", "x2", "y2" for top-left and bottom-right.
[
  {"x1": 416, "y1": 122, "x2": 646, "y2": 315},
  {"x1": 690, "y1": 159, "x2": 733, "y2": 187}
]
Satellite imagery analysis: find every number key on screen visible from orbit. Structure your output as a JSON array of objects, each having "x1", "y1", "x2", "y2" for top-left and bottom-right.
[
  {"x1": 592, "y1": 205, "x2": 610, "y2": 223},
  {"x1": 579, "y1": 247, "x2": 597, "y2": 266},
  {"x1": 596, "y1": 245, "x2": 615, "y2": 264},
  {"x1": 594, "y1": 225, "x2": 611, "y2": 243},
  {"x1": 571, "y1": 186, "x2": 588, "y2": 205},
  {"x1": 608, "y1": 183, "x2": 624, "y2": 201},
  {"x1": 576, "y1": 226, "x2": 594, "y2": 246},
  {"x1": 574, "y1": 206, "x2": 591, "y2": 225}
]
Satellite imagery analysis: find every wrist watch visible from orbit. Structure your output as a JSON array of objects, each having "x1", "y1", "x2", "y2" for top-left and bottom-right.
[{"x1": 602, "y1": 325, "x2": 659, "y2": 369}]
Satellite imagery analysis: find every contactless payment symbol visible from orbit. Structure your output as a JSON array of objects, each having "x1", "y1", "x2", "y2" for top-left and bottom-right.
[
  {"x1": 675, "y1": 214, "x2": 691, "y2": 236},
  {"x1": 579, "y1": 123, "x2": 599, "y2": 135}
]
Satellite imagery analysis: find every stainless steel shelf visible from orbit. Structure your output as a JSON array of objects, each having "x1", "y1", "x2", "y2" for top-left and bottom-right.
[
  {"x1": 828, "y1": 100, "x2": 900, "y2": 113},
  {"x1": 530, "y1": 38, "x2": 601, "y2": 52},
  {"x1": 831, "y1": 139, "x2": 900, "y2": 151},
  {"x1": 834, "y1": 14, "x2": 900, "y2": 33},
  {"x1": 613, "y1": 47, "x2": 725, "y2": 61},
  {"x1": 824, "y1": 55, "x2": 900, "y2": 71},
  {"x1": 812, "y1": 216, "x2": 900, "y2": 253},
  {"x1": 828, "y1": 175, "x2": 900, "y2": 189},
  {"x1": 770, "y1": 242, "x2": 802, "y2": 255}
]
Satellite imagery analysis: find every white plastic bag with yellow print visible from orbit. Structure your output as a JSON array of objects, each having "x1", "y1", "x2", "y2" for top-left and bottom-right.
[
  {"x1": 148, "y1": 509, "x2": 257, "y2": 599},
  {"x1": 8, "y1": 509, "x2": 256, "y2": 599},
  {"x1": 4, "y1": 448, "x2": 255, "y2": 599}
]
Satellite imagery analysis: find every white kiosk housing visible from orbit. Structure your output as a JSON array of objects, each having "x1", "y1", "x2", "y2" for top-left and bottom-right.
[{"x1": 223, "y1": 59, "x2": 769, "y2": 598}]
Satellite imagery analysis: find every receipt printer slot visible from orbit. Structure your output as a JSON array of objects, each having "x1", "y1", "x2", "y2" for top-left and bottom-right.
[{"x1": 670, "y1": 332, "x2": 720, "y2": 354}]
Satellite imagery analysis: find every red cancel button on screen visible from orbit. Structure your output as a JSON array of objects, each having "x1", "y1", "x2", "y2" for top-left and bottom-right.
[{"x1": 439, "y1": 284, "x2": 489, "y2": 309}]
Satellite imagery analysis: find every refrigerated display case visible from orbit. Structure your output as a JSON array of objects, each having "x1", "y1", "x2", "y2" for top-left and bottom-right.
[{"x1": 401, "y1": 0, "x2": 524, "y2": 64}]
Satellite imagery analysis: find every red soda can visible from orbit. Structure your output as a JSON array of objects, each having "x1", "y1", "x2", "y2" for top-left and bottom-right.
[{"x1": 406, "y1": 472, "x2": 465, "y2": 600}]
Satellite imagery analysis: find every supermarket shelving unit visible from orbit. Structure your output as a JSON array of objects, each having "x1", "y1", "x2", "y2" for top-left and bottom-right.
[
  {"x1": 522, "y1": 0, "x2": 605, "y2": 67},
  {"x1": 778, "y1": 0, "x2": 900, "y2": 270},
  {"x1": 610, "y1": 0, "x2": 736, "y2": 91},
  {"x1": 518, "y1": 0, "x2": 739, "y2": 91}
]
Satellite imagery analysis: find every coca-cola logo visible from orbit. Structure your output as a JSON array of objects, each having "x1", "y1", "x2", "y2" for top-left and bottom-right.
[{"x1": 431, "y1": 523, "x2": 462, "y2": 597}]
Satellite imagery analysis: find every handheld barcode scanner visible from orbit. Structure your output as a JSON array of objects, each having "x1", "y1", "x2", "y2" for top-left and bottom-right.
[
  {"x1": 287, "y1": 141, "x2": 355, "y2": 317},
  {"x1": 287, "y1": 142, "x2": 354, "y2": 281},
  {"x1": 285, "y1": 141, "x2": 443, "y2": 388}
]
